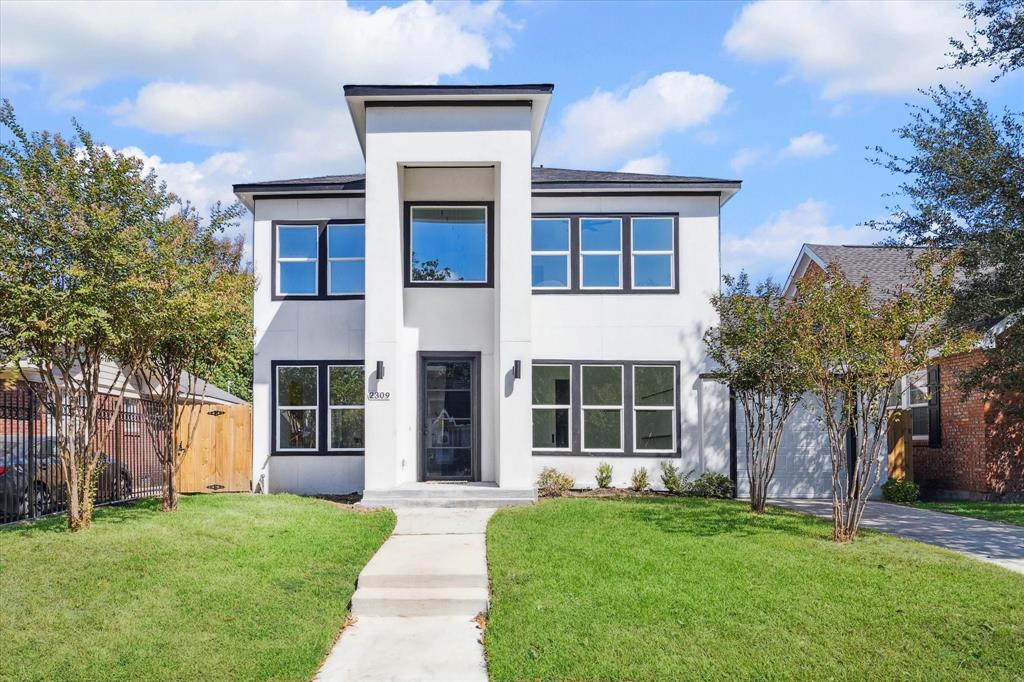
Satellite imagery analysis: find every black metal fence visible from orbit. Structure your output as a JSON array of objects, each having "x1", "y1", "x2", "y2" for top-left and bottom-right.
[{"x1": 1, "y1": 385, "x2": 165, "y2": 524}]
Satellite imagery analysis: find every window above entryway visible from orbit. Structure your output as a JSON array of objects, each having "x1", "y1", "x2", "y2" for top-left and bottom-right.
[{"x1": 404, "y1": 203, "x2": 494, "y2": 288}]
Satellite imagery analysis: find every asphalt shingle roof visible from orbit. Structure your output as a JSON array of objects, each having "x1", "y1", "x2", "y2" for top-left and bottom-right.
[
  {"x1": 805, "y1": 244, "x2": 932, "y2": 302},
  {"x1": 233, "y1": 167, "x2": 739, "y2": 193}
]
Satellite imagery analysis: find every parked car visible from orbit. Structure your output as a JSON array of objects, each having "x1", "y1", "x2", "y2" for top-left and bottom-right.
[{"x1": 0, "y1": 436, "x2": 133, "y2": 521}]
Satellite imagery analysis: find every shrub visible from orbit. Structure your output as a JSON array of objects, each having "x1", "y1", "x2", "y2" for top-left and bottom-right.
[
  {"x1": 537, "y1": 467, "x2": 575, "y2": 497},
  {"x1": 659, "y1": 462, "x2": 691, "y2": 495},
  {"x1": 630, "y1": 467, "x2": 650, "y2": 492},
  {"x1": 595, "y1": 462, "x2": 613, "y2": 489},
  {"x1": 689, "y1": 472, "x2": 735, "y2": 499},
  {"x1": 882, "y1": 477, "x2": 920, "y2": 504}
]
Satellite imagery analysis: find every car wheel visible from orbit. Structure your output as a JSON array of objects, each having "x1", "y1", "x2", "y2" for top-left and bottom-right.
[
  {"x1": 31, "y1": 484, "x2": 53, "y2": 517},
  {"x1": 117, "y1": 473, "x2": 133, "y2": 500}
]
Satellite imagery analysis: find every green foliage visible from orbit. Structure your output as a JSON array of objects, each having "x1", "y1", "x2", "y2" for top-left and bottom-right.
[
  {"x1": 793, "y1": 256, "x2": 967, "y2": 541},
  {"x1": 871, "y1": 86, "x2": 1023, "y2": 402},
  {"x1": 537, "y1": 467, "x2": 575, "y2": 497},
  {"x1": 947, "y1": 0, "x2": 1024, "y2": 80},
  {"x1": 689, "y1": 472, "x2": 735, "y2": 499},
  {"x1": 882, "y1": 477, "x2": 921, "y2": 504},
  {"x1": 706, "y1": 274, "x2": 810, "y2": 512},
  {"x1": 0, "y1": 100, "x2": 172, "y2": 529},
  {"x1": 630, "y1": 467, "x2": 650, "y2": 493},
  {"x1": 595, "y1": 462, "x2": 613, "y2": 489},
  {"x1": 659, "y1": 462, "x2": 690, "y2": 495}
]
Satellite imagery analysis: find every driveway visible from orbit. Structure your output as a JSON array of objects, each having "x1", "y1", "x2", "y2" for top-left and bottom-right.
[{"x1": 773, "y1": 499, "x2": 1024, "y2": 575}]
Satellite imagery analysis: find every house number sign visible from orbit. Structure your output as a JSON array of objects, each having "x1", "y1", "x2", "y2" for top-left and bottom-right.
[{"x1": 368, "y1": 391, "x2": 391, "y2": 401}]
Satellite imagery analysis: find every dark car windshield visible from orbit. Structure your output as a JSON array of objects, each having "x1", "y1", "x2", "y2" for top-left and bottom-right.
[{"x1": 1, "y1": 437, "x2": 56, "y2": 460}]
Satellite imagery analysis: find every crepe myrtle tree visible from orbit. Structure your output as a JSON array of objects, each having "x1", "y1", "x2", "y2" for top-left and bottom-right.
[
  {"x1": 123, "y1": 207, "x2": 254, "y2": 512},
  {"x1": 792, "y1": 254, "x2": 968, "y2": 542},
  {"x1": 0, "y1": 101, "x2": 166, "y2": 529},
  {"x1": 705, "y1": 275, "x2": 809, "y2": 513}
]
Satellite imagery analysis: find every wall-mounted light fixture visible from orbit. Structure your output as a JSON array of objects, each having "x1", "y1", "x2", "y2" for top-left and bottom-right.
[
  {"x1": 513, "y1": 359, "x2": 522, "y2": 380},
  {"x1": 376, "y1": 360, "x2": 385, "y2": 380}
]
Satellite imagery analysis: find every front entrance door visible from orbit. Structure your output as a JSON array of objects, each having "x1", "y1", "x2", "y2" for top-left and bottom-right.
[{"x1": 421, "y1": 355, "x2": 478, "y2": 481}]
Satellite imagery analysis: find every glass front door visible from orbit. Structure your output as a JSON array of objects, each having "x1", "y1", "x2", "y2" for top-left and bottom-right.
[{"x1": 422, "y1": 357, "x2": 476, "y2": 480}]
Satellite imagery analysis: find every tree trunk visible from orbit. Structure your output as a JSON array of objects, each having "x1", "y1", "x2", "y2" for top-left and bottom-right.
[{"x1": 162, "y1": 459, "x2": 178, "y2": 512}]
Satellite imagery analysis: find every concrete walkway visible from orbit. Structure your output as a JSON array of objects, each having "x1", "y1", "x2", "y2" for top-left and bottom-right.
[
  {"x1": 774, "y1": 499, "x2": 1024, "y2": 575},
  {"x1": 315, "y1": 508, "x2": 495, "y2": 682}
]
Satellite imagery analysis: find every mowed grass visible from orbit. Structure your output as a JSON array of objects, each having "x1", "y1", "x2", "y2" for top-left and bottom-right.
[
  {"x1": 0, "y1": 494, "x2": 394, "y2": 682},
  {"x1": 913, "y1": 500, "x2": 1024, "y2": 527},
  {"x1": 486, "y1": 497, "x2": 1024, "y2": 681}
]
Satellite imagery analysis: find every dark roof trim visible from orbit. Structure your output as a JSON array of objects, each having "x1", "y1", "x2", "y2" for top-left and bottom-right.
[
  {"x1": 234, "y1": 180, "x2": 364, "y2": 193},
  {"x1": 253, "y1": 192, "x2": 365, "y2": 201},
  {"x1": 534, "y1": 190, "x2": 723, "y2": 198},
  {"x1": 364, "y1": 99, "x2": 533, "y2": 108},
  {"x1": 344, "y1": 84, "x2": 554, "y2": 97}
]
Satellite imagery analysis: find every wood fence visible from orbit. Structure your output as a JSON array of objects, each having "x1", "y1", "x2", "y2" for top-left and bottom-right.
[{"x1": 176, "y1": 403, "x2": 252, "y2": 493}]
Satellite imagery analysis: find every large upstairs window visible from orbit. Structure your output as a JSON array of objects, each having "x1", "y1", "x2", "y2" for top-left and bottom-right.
[
  {"x1": 272, "y1": 220, "x2": 365, "y2": 300},
  {"x1": 531, "y1": 214, "x2": 679, "y2": 294},
  {"x1": 406, "y1": 204, "x2": 492, "y2": 287}
]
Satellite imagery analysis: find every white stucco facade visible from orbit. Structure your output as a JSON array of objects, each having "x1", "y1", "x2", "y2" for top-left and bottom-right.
[{"x1": 240, "y1": 85, "x2": 737, "y2": 495}]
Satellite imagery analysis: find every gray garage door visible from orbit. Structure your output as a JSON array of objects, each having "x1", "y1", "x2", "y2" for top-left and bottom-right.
[{"x1": 735, "y1": 396, "x2": 834, "y2": 499}]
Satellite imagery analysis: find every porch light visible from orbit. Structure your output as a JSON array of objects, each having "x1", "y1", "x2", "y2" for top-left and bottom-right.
[
  {"x1": 513, "y1": 360, "x2": 522, "y2": 380},
  {"x1": 376, "y1": 360, "x2": 385, "y2": 380}
]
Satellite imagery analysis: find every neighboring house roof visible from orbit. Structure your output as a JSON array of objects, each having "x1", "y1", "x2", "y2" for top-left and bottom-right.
[
  {"x1": 181, "y1": 374, "x2": 248, "y2": 405},
  {"x1": 783, "y1": 243, "x2": 931, "y2": 303},
  {"x1": 233, "y1": 167, "x2": 741, "y2": 208}
]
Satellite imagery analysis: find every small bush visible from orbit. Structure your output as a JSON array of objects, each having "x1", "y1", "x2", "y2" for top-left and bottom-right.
[
  {"x1": 882, "y1": 477, "x2": 920, "y2": 504},
  {"x1": 537, "y1": 467, "x2": 575, "y2": 497},
  {"x1": 595, "y1": 462, "x2": 613, "y2": 489},
  {"x1": 630, "y1": 467, "x2": 650, "y2": 492},
  {"x1": 659, "y1": 462, "x2": 691, "y2": 495},
  {"x1": 689, "y1": 472, "x2": 735, "y2": 498}
]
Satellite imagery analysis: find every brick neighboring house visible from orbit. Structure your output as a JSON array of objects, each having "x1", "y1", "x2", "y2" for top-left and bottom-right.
[{"x1": 785, "y1": 244, "x2": 1022, "y2": 501}]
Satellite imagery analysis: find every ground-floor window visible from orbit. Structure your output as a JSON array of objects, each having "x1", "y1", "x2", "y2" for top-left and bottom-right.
[
  {"x1": 532, "y1": 360, "x2": 679, "y2": 457},
  {"x1": 272, "y1": 361, "x2": 364, "y2": 455}
]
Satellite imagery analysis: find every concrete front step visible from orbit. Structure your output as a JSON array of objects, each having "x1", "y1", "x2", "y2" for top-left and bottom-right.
[
  {"x1": 358, "y1": 534, "x2": 488, "y2": 589},
  {"x1": 351, "y1": 586, "x2": 489, "y2": 617},
  {"x1": 360, "y1": 495, "x2": 533, "y2": 509}
]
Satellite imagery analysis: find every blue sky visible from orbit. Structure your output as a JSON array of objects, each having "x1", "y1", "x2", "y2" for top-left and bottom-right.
[{"x1": 1, "y1": 0, "x2": 1020, "y2": 282}]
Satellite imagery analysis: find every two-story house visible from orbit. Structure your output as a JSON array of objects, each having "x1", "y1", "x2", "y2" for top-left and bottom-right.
[{"x1": 233, "y1": 84, "x2": 738, "y2": 506}]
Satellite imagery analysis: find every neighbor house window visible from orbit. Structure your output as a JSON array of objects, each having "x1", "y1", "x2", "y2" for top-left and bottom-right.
[
  {"x1": 408, "y1": 205, "x2": 490, "y2": 285},
  {"x1": 531, "y1": 218, "x2": 570, "y2": 289},
  {"x1": 633, "y1": 365, "x2": 676, "y2": 451},
  {"x1": 327, "y1": 224, "x2": 365, "y2": 295},
  {"x1": 906, "y1": 369, "x2": 930, "y2": 440},
  {"x1": 328, "y1": 365, "x2": 365, "y2": 450},
  {"x1": 582, "y1": 365, "x2": 623, "y2": 451},
  {"x1": 631, "y1": 218, "x2": 674, "y2": 289},
  {"x1": 580, "y1": 218, "x2": 622, "y2": 289},
  {"x1": 532, "y1": 365, "x2": 571, "y2": 450},
  {"x1": 276, "y1": 365, "x2": 318, "y2": 451},
  {"x1": 276, "y1": 225, "x2": 318, "y2": 296}
]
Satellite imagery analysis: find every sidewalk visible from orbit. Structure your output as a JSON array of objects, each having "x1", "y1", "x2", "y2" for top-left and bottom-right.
[{"x1": 315, "y1": 508, "x2": 495, "y2": 682}]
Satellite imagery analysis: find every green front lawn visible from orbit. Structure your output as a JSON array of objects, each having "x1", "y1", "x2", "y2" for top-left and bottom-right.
[
  {"x1": 0, "y1": 494, "x2": 394, "y2": 682},
  {"x1": 486, "y1": 498, "x2": 1024, "y2": 681},
  {"x1": 913, "y1": 500, "x2": 1024, "y2": 527}
]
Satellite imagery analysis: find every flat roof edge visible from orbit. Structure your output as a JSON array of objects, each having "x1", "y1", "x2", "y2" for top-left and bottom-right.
[{"x1": 344, "y1": 84, "x2": 554, "y2": 97}]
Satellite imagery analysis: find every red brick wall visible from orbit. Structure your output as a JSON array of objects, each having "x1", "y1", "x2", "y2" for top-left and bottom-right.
[{"x1": 912, "y1": 350, "x2": 1023, "y2": 498}]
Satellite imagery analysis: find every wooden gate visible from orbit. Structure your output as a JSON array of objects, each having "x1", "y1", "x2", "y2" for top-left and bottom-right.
[
  {"x1": 176, "y1": 403, "x2": 252, "y2": 493},
  {"x1": 887, "y1": 409, "x2": 914, "y2": 480}
]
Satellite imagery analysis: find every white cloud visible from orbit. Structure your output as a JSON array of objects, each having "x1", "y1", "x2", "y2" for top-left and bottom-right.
[
  {"x1": 0, "y1": 1, "x2": 512, "y2": 184},
  {"x1": 730, "y1": 146, "x2": 767, "y2": 173},
  {"x1": 542, "y1": 71, "x2": 730, "y2": 167},
  {"x1": 722, "y1": 200, "x2": 878, "y2": 282},
  {"x1": 617, "y1": 154, "x2": 669, "y2": 175},
  {"x1": 724, "y1": 1, "x2": 988, "y2": 98},
  {"x1": 781, "y1": 131, "x2": 837, "y2": 158}
]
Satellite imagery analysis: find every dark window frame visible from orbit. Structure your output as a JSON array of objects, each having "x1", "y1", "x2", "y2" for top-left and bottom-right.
[
  {"x1": 270, "y1": 360, "x2": 365, "y2": 456},
  {"x1": 403, "y1": 201, "x2": 495, "y2": 288},
  {"x1": 532, "y1": 359, "x2": 682, "y2": 457},
  {"x1": 531, "y1": 213, "x2": 680, "y2": 294},
  {"x1": 271, "y1": 219, "x2": 366, "y2": 301}
]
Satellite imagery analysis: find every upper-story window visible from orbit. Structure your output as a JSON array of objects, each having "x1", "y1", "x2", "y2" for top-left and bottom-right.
[
  {"x1": 531, "y1": 218, "x2": 570, "y2": 289},
  {"x1": 273, "y1": 220, "x2": 365, "y2": 300},
  {"x1": 276, "y1": 225, "x2": 318, "y2": 296},
  {"x1": 405, "y1": 204, "x2": 493, "y2": 287},
  {"x1": 531, "y1": 214, "x2": 678, "y2": 294}
]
